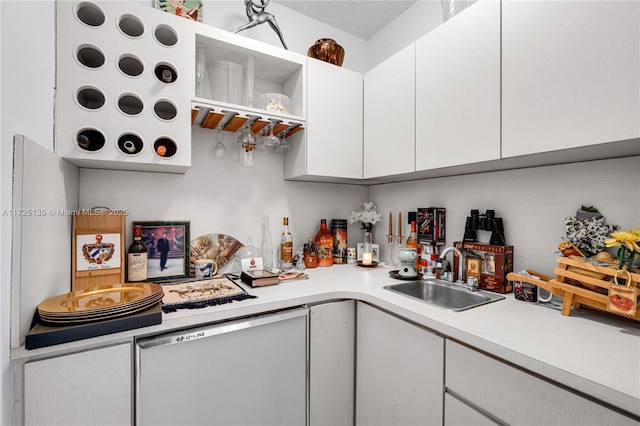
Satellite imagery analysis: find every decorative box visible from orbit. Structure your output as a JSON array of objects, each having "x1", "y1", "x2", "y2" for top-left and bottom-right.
[
  {"x1": 417, "y1": 208, "x2": 446, "y2": 246},
  {"x1": 454, "y1": 242, "x2": 514, "y2": 293}
]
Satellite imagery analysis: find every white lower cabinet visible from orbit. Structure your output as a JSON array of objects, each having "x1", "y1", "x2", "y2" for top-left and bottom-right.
[
  {"x1": 445, "y1": 340, "x2": 638, "y2": 425},
  {"x1": 444, "y1": 393, "x2": 498, "y2": 426},
  {"x1": 24, "y1": 342, "x2": 132, "y2": 426},
  {"x1": 356, "y1": 302, "x2": 444, "y2": 425},
  {"x1": 309, "y1": 301, "x2": 355, "y2": 426}
]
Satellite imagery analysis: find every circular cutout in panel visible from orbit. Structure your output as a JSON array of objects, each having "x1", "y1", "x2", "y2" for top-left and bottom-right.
[
  {"x1": 117, "y1": 93, "x2": 144, "y2": 116},
  {"x1": 76, "y1": 45, "x2": 105, "y2": 69},
  {"x1": 76, "y1": 86, "x2": 105, "y2": 110},
  {"x1": 154, "y1": 137, "x2": 177, "y2": 158},
  {"x1": 75, "y1": 2, "x2": 106, "y2": 27},
  {"x1": 118, "y1": 14, "x2": 144, "y2": 38},
  {"x1": 154, "y1": 63, "x2": 178, "y2": 83},
  {"x1": 117, "y1": 133, "x2": 144, "y2": 155},
  {"x1": 154, "y1": 24, "x2": 178, "y2": 47},
  {"x1": 76, "y1": 128, "x2": 105, "y2": 152},
  {"x1": 118, "y1": 54, "x2": 144, "y2": 77},
  {"x1": 153, "y1": 99, "x2": 177, "y2": 121}
]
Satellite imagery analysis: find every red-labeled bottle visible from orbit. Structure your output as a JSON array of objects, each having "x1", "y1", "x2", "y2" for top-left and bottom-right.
[{"x1": 315, "y1": 219, "x2": 333, "y2": 267}]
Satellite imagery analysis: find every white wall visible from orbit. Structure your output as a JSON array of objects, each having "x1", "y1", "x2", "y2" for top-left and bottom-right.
[
  {"x1": 79, "y1": 127, "x2": 368, "y2": 268},
  {"x1": 1, "y1": 2, "x2": 56, "y2": 424},
  {"x1": 200, "y1": 0, "x2": 371, "y2": 72}
]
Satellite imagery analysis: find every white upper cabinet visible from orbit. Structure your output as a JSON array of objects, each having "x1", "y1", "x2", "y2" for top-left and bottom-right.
[
  {"x1": 285, "y1": 59, "x2": 363, "y2": 181},
  {"x1": 415, "y1": 0, "x2": 501, "y2": 171},
  {"x1": 502, "y1": 0, "x2": 640, "y2": 157},
  {"x1": 364, "y1": 44, "x2": 416, "y2": 179}
]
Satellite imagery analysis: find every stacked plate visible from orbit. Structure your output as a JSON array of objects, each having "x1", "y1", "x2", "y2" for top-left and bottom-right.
[{"x1": 38, "y1": 283, "x2": 164, "y2": 325}]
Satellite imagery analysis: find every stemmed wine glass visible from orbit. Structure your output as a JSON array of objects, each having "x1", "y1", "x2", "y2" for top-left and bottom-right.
[
  {"x1": 275, "y1": 133, "x2": 289, "y2": 153},
  {"x1": 214, "y1": 127, "x2": 226, "y2": 159},
  {"x1": 236, "y1": 127, "x2": 256, "y2": 167},
  {"x1": 195, "y1": 43, "x2": 206, "y2": 97},
  {"x1": 262, "y1": 126, "x2": 280, "y2": 150}
]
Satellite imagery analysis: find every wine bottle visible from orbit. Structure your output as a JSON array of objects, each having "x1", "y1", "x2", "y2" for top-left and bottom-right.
[
  {"x1": 279, "y1": 217, "x2": 293, "y2": 270},
  {"x1": 128, "y1": 225, "x2": 148, "y2": 282},
  {"x1": 315, "y1": 219, "x2": 333, "y2": 267},
  {"x1": 76, "y1": 129, "x2": 105, "y2": 152},
  {"x1": 155, "y1": 64, "x2": 177, "y2": 83},
  {"x1": 405, "y1": 220, "x2": 422, "y2": 270}
]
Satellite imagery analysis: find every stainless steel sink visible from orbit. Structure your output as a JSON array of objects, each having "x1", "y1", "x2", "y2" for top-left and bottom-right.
[{"x1": 384, "y1": 279, "x2": 505, "y2": 311}]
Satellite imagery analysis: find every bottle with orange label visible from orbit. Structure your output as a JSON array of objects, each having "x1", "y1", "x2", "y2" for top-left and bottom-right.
[
  {"x1": 405, "y1": 220, "x2": 422, "y2": 270},
  {"x1": 315, "y1": 219, "x2": 334, "y2": 267}
]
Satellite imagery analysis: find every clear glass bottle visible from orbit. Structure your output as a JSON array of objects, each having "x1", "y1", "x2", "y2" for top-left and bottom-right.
[
  {"x1": 127, "y1": 225, "x2": 147, "y2": 282},
  {"x1": 279, "y1": 217, "x2": 293, "y2": 270},
  {"x1": 261, "y1": 215, "x2": 273, "y2": 270},
  {"x1": 315, "y1": 219, "x2": 333, "y2": 267},
  {"x1": 405, "y1": 220, "x2": 422, "y2": 270}
]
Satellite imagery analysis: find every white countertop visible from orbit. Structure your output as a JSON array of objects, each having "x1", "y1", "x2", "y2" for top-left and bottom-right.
[{"x1": 13, "y1": 264, "x2": 640, "y2": 417}]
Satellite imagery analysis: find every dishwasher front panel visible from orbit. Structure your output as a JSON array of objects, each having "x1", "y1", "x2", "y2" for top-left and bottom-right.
[{"x1": 136, "y1": 308, "x2": 308, "y2": 425}]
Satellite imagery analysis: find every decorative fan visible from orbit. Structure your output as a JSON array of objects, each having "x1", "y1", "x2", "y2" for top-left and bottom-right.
[{"x1": 189, "y1": 234, "x2": 243, "y2": 277}]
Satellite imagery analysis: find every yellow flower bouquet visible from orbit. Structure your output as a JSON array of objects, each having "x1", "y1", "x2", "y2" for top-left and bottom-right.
[{"x1": 605, "y1": 228, "x2": 640, "y2": 270}]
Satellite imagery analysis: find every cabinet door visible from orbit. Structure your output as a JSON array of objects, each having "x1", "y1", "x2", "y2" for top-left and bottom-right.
[
  {"x1": 356, "y1": 302, "x2": 444, "y2": 425},
  {"x1": 502, "y1": 0, "x2": 640, "y2": 157},
  {"x1": 309, "y1": 301, "x2": 355, "y2": 426},
  {"x1": 24, "y1": 343, "x2": 132, "y2": 426},
  {"x1": 364, "y1": 44, "x2": 415, "y2": 178},
  {"x1": 415, "y1": 0, "x2": 501, "y2": 170},
  {"x1": 300, "y1": 59, "x2": 363, "y2": 179},
  {"x1": 446, "y1": 340, "x2": 638, "y2": 425},
  {"x1": 444, "y1": 393, "x2": 498, "y2": 426}
]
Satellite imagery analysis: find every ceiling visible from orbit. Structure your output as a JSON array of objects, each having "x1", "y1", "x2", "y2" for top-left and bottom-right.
[{"x1": 275, "y1": 1, "x2": 419, "y2": 40}]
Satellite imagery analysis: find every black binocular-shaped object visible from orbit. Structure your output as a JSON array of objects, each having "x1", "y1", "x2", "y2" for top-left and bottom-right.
[{"x1": 463, "y1": 209, "x2": 506, "y2": 245}]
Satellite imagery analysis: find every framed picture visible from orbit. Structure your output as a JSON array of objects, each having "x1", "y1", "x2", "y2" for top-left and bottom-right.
[
  {"x1": 134, "y1": 221, "x2": 190, "y2": 281},
  {"x1": 155, "y1": 0, "x2": 203, "y2": 22}
]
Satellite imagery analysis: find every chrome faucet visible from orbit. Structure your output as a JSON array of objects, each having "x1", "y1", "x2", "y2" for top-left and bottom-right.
[{"x1": 438, "y1": 246, "x2": 468, "y2": 287}]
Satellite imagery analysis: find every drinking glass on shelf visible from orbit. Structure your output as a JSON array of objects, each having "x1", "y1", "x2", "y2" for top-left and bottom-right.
[
  {"x1": 195, "y1": 43, "x2": 206, "y2": 97},
  {"x1": 245, "y1": 55, "x2": 255, "y2": 107}
]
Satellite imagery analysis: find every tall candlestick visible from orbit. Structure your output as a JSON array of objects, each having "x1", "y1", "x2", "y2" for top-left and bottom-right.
[
  {"x1": 397, "y1": 212, "x2": 403, "y2": 244},
  {"x1": 388, "y1": 212, "x2": 393, "y2": 244}
]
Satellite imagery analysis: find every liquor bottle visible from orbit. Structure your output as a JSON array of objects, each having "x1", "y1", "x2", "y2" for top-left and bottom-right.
[
  {"x1": 304, "y1": 238, "x2": 318, "y2": 268},
  {"x1": 315, "y1": 219, "x2": 333, "y2": 267},
  {"x1": 128, "y1": 225, "x2": 148, "y2": 282},
  {"x1": 279, "y1": 217, "x2": 293, "y2": 270},
  {"x1": 76, "y1": 129, "x2": 105, "y2": 152},
  {"x1": 261, "y1": 215, "x2": 273, "y2": 270},
  {"x1": 155, "y1": 64, "x2": 177, "y2": 83},
  {"x1": 405, "y1": 220, "x2": 422, "y2": 270}
]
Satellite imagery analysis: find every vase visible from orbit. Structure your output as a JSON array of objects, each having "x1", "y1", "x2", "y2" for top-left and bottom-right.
[{"x1": 307, "y1": 38, "x2": 345, "y2": 67}]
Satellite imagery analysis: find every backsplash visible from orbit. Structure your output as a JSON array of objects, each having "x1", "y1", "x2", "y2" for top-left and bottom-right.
[{"x1": 370, "y1": 156, "x2": 640, "y2": 274}]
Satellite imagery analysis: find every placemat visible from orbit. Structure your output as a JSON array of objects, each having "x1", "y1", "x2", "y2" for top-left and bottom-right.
[{"x1": 160, "y1": 275, "x2": 257, "y2": 313}]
